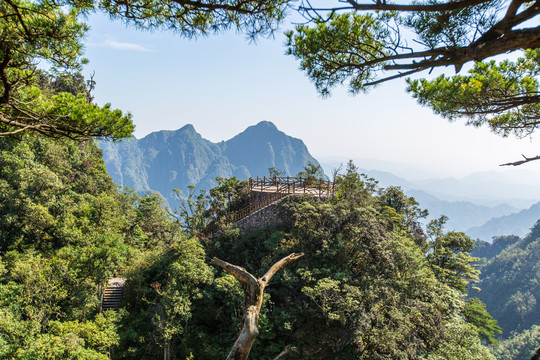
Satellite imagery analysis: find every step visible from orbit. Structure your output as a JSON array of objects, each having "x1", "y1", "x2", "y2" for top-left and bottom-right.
[{"x1": 101, "y1": 277, "x2": 126, "y2": 311}]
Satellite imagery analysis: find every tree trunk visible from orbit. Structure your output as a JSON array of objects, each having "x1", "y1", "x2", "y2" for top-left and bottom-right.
[
  {"x1": 164, "y1": 339, "x2": 170, "y2": 360},
  {"x1": 210, "y1": 253, "x2": 304, "y2": 360},
  {"x1": 531, "y1": 347, "x2": 540, "y2": 360}
]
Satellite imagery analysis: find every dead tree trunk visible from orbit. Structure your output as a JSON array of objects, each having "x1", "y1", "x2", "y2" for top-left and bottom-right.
[
  {"x1": 210, "y1": 253, "x2": 304, "y2": 360},
  {"x1": 273, "y1": 345, "x2": 292, "y2": 360}
]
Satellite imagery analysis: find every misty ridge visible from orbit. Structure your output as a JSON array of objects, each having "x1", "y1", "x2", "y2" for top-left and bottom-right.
[{"x1": 101, "y1": 121, "x2": 540, "y2": 244}]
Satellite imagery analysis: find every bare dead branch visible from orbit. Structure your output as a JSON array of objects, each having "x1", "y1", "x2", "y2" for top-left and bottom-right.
[
  {"x1": 500, "y1": 154, "x2": 540, "y2": 166},
  {"x1": 210, "y1": 257, "x2": 258, "y2": 286},
  {"x1": 261, "y1": 252, "x2": 305, "y2": 285},
  {"x1": 273, "y1": 345, "x2": 292, "y2": 360}
]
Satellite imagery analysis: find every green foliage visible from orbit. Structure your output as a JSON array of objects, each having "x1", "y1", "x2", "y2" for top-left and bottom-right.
[
  {"x1": 426, "y1": 317, "x2": 495, "y2": 360},
  {"x1": 191, "y1": 164, "x2": 493, "y2": 359},
  {"x1": 462, "y1": 298, "x2": 502, "y2": 345},
  {"x1": 472, "y1": 221, "x2": 540, "y2": 336},
  {"x1": 1, "y1": 0, "x2": 293, "y2": 140},
  {"x1": 0, "y1": 0, "x2": 134, "y2": 139},
  {"x1": 0, "y1": 133, "x2": 190, "y2": 357},
  {"x1": 378, "y1": 185, "x2": 428, "y2": 247},
  {"x1": 268, "y1": 167, "x2": 286, "y2": 177},
  {"x1": 296, "y1": 162, "x2": 325, "y2": 184},
  {"x1": 172, "y1": 178, "x2": 251, "y2": 235},
  {"x1": 492, "y1": 325, "x2": 540, "y2": 360},
  {"x1": 35, "y1": 70, "x2": 91, "y2": 100},
  {"x1": 208, "y1": 177, "x2": 250, "y2": 215},
  {"x1": 116, "y1": 237, "x2": 213, "y2": 359},
  {"x1": 173, "y1": 185, "x2": 210, "y2": 235},
  {"x1": 286, "y1": 13, "x2": 390, "y2": 96},
  {"x1": 21, "y1": 311, "x2": 120, "y2": 360},
  {"x1": 408, "y1": 50, "x2": 540, "y2": 138},
  {"x1": 334, "y1": 160, "x2": 378, "y2": 201},
  {"x1": 426, "y1": 219, "x2": 480, "y2": 293},
  {"x1": 0, "y1": 134, "x2": 500, "y2": 359},
  {"x1": 286, "y1": 2, "x2": 540, "y2": 161},
  {"x1": 404, "y1": 0, "x2": 499, "y2": 49},
  {"x1": 472, "y1": 235, "x2": 521, "y2": 261},
  {"x1": 98, "y1": 0, "x2": 289, "y2": 38}
]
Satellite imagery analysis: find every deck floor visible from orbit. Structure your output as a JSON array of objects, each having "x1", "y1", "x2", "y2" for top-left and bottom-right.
[{"x1": 251, "y1": 186, "x2": 333, "y2": 197}]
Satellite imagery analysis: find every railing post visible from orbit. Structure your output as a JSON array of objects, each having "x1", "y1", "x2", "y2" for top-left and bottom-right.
[{"x1": 287, "y1": 176, "x2": 290, "y2": 194}]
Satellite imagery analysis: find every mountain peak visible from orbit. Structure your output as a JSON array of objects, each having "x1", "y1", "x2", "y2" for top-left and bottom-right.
[
  {"x1": 253, "y1": 121, "x2": 278, "y2": 130},
  {"x1": 231, "y1": 121, "x2": 284, "y2": 141},
  {"x1": 99, "y1": 121, "x2": 322, "y2": 208},
  {"x1": 178, "y1": 124, "x2": 196, "y2": 133}
]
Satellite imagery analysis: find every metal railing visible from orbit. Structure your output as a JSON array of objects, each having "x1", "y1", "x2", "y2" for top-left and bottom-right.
[
  {"x1": 249, "y1": 176, "x2": 335, "y2": 196},
  {"x1": 231, "y1": 191, "x2": 288, "y2": 221}
]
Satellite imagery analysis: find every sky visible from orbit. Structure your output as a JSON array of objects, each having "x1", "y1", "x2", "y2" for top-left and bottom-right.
[{"x1": 82, "y1": 12, "x2": 540, "y2": 179}]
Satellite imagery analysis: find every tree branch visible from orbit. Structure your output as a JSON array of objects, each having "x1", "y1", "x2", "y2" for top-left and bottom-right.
[
  {"x1": 3, "y1": 0, "x2": 33, "y2": 39},
  {"x1": 261, "y1": 253, "x2": 304, "y2": 285},
  {"x1": 273, "y1": 345, "x2": 292, "y2": 360},
  {"x1": 301, "y1": 0, "x2": 495, "y2": 13},
  {"x1": 530, "y1": 346, "x2": 540, "y2": 360},
  {"x1": 500, "y1": 154, "x2": 540, "y2": 166},
  {"x1": 209, "y1": 257, "x2": 258, "y2": 287}
]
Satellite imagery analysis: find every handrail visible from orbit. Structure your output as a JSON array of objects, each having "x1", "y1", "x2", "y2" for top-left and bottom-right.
[
  {"x1": 249, "y1": 176, "x2": 335, "y2": 196},
  {"x1": 231, "y1": 191, "x2": 287, "y2": 222}
]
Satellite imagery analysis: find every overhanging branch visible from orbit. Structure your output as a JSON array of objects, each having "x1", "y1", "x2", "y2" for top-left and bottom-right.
[
  {"x1": 301, "y1": 0, "x2": 495, "y2": 13},
  {"x1": 500, "y1": 153, "x2": 540, "y2": 166}
]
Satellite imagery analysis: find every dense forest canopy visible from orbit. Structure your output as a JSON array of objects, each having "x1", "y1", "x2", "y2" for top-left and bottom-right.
[
  {"x1": 470, "y1": 224, "x2": 540, "y2": 360},
  {"x1": 1, "y1": 0, "x2": 539, "y2": 358},
  {"x1": 0, "y1": 137, "x2": 507, "y2": 358},
  {"x1": 472, "y1": 221, "x2": 540, "y2": 335}
]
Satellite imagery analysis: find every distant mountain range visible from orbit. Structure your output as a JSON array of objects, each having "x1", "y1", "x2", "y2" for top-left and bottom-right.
[
  {"x1": 320, "y1": 158, "x2": 540, "y2": 209},
  {"x1": 99, "y1": 121, "x2": 320, "y2": 206},
  {"x1": 466, "y1": 202, "x2": 540, "y2": 241},
  {"x1": 99, "y1": 122, "x2": 540, "y2": 242},
  {"x1": 319, "y1": 162, "x2": 540, "y2": 242},
  {"x1": 406, "y1": 189, "x2": 518, "y2": 232}
]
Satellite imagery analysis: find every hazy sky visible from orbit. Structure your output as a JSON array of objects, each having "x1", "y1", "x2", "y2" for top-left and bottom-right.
[{"x1": 82, "y1": 13, "x2": 540, "y2": 178}]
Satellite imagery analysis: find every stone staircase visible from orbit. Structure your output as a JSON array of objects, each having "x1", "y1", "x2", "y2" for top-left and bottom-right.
[{"x1": 101, "y1": 277, "x2": 126, "y2": 311}]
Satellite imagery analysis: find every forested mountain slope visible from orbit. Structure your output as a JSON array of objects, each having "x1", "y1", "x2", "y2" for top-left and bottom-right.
[
  {"x1": 0, "y1": 138, "x2": 498, "y2": 359},
  {"x1": 0, "y1": 135, "x2": 209, "y2": 358},
  {"x1": 472, "y1": 221, "x2": 540, "y2": 336},
  {"x1": 100, "y1": 121, "x2": 320, "y2": 206},
  {"x1": 170, "y1": 169, "x2": 496, "y2": 359}
]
